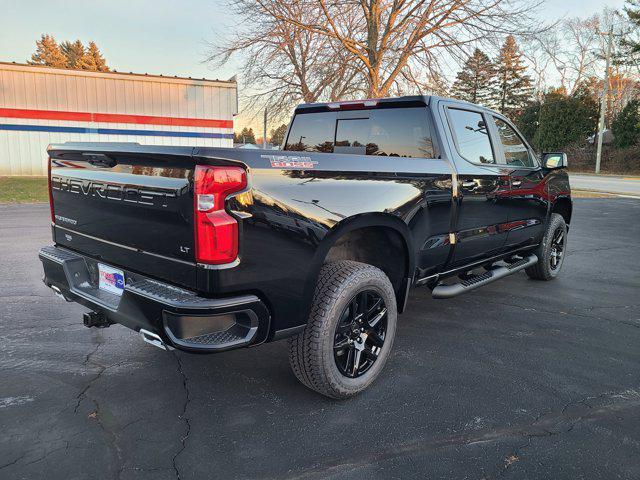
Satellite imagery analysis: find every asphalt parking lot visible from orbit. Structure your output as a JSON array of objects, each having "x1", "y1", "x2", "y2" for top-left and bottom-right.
[{"x1": 1, "y1": 198, "x2": 639, "y2": 480}]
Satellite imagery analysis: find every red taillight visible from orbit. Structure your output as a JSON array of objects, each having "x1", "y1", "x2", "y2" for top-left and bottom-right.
[
  {"x1": 194, "y1": 165, "x2": 247, "y2": 265},
  {"x1": 47, "y1": 158, "x2": 55, "y2": 224}
]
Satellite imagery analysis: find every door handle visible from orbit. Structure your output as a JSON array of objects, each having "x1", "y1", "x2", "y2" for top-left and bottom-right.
[{"x1": 511, "y1": 180, "x2": 522, "y2": 187}]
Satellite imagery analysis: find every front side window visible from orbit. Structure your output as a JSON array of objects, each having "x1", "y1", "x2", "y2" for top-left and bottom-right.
[
  {"x1": 493, "y1": 117, "x2": 536, "y2": 167},
  {"x1": 447, "y1": 108, "x2": 495, "y2": 164}
]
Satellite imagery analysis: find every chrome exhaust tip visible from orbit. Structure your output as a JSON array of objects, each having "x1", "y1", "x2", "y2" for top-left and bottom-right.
[
  {"x1": 50, "y1": 284, "x2": 68, "y2": 301},
  {"x1": 139, "y1": 329, "x2": 172, "y2": 351}
]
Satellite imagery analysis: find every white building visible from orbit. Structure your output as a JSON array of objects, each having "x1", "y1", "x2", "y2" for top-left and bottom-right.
[{"x1": 0, "y1": 62, "x2": 237, "y2": 175}]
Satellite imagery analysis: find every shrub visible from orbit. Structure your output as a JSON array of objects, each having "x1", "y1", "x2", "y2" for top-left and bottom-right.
[
  {"x1": 533, "y1": 92, "x2": 598, "y2": 152},
  {"x1": 612, "y1": 100, "x2": 640, "y2": 148},
  {"x1": 565, "y1": 143, "x2": 640, "y2": 174}
]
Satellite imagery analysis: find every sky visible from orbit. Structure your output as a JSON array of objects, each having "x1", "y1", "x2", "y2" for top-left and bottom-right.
[{"x1": 0, "y1": 0, "x2": 628, "y2": 130}]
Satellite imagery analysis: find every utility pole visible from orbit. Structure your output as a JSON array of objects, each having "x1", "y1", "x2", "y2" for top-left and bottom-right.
[
  {"x1": 595, "y1": 27, "x2": 614, "y2": 174},
  {"x1": 263, "y1": 108, "x2": 267, "y2": 149}
]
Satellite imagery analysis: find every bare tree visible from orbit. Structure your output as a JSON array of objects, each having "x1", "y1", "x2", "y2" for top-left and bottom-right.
[
  {"x1": 211, "y1": 0, "x2": 545, "y2": 122},
  {"x1": 597, "y1": 9, "x2": 640, "y2": 122},
  {"x1": 527, "y1": 16, "x2": 601, "y2": 96},
  {"x1": 520, "y1": 39, "x2": 551, "y2": 100},
  {"x1": 256, "y1": 0, "x2": 543, "y2": 98},
  {"x1": 208, "y1": 1, "x2": 364, "y2": 120},
  {"x1": 519, "y1": 7, "x2": 640, "y2": 130}
]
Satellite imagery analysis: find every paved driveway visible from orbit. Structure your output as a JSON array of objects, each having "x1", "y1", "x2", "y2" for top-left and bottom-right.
[
  {"x1": 1, "y1": 199, "x2": 639, "y2": 480},
  {"x1": 570, "y1": 173, "x2": 640, "y2": 197}
]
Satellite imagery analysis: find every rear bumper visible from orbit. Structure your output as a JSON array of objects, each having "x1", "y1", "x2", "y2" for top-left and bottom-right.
[{"x1": 39, "y1": 245, "x2": 270, "y2": 353}]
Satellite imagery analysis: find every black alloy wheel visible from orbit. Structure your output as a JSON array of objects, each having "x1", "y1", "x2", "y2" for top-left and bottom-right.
[
  {"x1": 333, "y1": 290, "x2": 387, "y2": 378},
  {"x1": 549, "y1": 227, "x2": 566, "y2": 271},
  {"x1": 288, "y1": 260, "x2": 398, "y2": 398}
]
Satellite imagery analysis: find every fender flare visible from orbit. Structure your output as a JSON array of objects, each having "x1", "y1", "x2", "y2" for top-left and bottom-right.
[
  {"x1": 549, "y1": 195, "x2": 573, "y2": 227},
  {"x1": 300, "y1": 213, "x2": 416, "y2": 320}
]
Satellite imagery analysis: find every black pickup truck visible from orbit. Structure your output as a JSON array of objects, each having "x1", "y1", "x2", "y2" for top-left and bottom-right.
[{"x1": 40, "y1": 96, "x2": 571, "y2": 398}]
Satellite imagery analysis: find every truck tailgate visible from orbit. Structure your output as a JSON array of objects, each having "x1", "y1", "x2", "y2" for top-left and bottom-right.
[{"x1": 48, "y1": 145, "x2": 197, "y2": 288}]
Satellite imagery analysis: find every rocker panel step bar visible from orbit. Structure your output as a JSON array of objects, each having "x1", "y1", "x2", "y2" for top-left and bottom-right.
[{"x1": 431, "y1": 254, "x2": 538, "y2": 299}]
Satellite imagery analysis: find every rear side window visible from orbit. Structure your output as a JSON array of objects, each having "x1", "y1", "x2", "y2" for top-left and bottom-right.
[
  {"x1": 284, "y1": 107, "x2": 435, "y2": 158},
  {"x1": 493, "y1": 117, "x2": 536, "y2": 167},
  {"x1": 335, "y1": 108, "x2": 434, "y2": 157},
  {"x1": 447, "y1": 108, "x2": 495, "y2": 164},
  {"x1": 284, "y1": 111, "x2": 336, "y2": 153}
]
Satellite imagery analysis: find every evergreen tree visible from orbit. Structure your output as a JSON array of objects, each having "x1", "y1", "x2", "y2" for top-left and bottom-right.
[
  {"x1": 494, "y1": 36, "x2": 533, "y2": 116},
  {"x1": 623, "y1": 0, "x2": 640, "y2": 60},
  {"x1": 28, "y1": 34, "x2": 67, "y2": 68},
  {"x1": 451, "y1": 48, "x2": 495, "y2": 106},
  {"x1": 612, "y1": 100, "x2": 640, "y2": 148},
  {"x1": 270, "y1": 124, "x2": 288, "y2": 146},
  {"x1": 29, "y1": 35, "x2": 109, "y2": 71},
  {"x1": 237, "y1": 127, "x2": 256, "y2": 144},
  {"x1": 60, "y1": 40, "x2": 86, "y2": 69},
  {"x1": 517, "y1": 89, "x2": 598, "y2": 151},
  {"x1": 79, "y1": 42, "x2": 109, "y2": 72},
  {"x1": 516, "y1": 101, "x2": 541, "y2": 144}
]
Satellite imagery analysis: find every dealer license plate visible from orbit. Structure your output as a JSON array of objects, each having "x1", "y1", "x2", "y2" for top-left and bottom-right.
[{"x1": 98, "y1": 263, "x2": 125, "y2": 296}]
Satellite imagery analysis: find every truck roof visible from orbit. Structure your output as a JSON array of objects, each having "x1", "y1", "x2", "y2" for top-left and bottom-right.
[
  {"x1": 294, "y1": 95, "x2": 500, "y2": 115},
  {"x1": 295, "y1": 95, "x2": 431, "y2": 113}
]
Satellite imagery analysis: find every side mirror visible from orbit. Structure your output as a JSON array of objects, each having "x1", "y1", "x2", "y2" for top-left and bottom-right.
[{"x1": 542, "y1": 152, "x2": 568, "y2": 169}]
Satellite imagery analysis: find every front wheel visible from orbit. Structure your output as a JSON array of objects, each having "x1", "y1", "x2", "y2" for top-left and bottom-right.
[
  {"x1": 288, "y1": 261, "x2": 397, "y2": 399},
  {"x1": 525, "y1": 213, "x2": 568, "y2": 281}
]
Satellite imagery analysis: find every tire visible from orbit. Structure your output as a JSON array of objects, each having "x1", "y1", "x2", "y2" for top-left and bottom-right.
[
  {"x1": 288, "y1": 261, "x2": 397, "y2": 399},
  {"x1": 525, "y1": 213, "x2": 567, "y2": 281}
]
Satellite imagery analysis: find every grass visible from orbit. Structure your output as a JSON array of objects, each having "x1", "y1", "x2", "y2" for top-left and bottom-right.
[
  {"x1": 572, "y1": 190, "x2": 618, "y2": 198},
  {"x1": 0, "y1": 176, "x2": 49, "y2": 203}
]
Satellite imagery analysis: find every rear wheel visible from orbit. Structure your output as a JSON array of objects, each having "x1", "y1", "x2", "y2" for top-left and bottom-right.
[
  {"x1": 525, "y1": 213, "x2": 567, "y2": 280},
  {"x1": 288, "y1": 261, "x2": 397, "y2": 399}
]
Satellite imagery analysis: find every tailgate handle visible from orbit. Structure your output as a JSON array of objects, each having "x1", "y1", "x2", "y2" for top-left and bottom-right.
[{"x1": 83, "y1": 153, "x2": 117, "y2": 168}]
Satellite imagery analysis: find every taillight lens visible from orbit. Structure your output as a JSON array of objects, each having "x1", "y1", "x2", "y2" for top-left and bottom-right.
[
  {"x1": 48, "y1": 158, "x2": 55, "y2": 223},
  {"x1": 194, "y1": 165, "x2": 247, "y2": 265}
]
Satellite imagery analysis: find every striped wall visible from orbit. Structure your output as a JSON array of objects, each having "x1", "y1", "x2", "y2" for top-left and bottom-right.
[{"x1": 0, "y1": 63, "x2": 237, "y2": 175}]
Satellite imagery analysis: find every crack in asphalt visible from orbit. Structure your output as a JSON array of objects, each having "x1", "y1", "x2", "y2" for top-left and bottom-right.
[
  {"x1": 464, "y1": 298, "x2": 599, "y2": 320},
  {"x1": 128, "y1": 466, "x2": 175, "y2": 473},
  {"x1": 61, "y1": 334, "x2": 125, "y2": 479},
  {"x1": 69, "y1": 335, "x2": 131, "y2": 479},
  {"x1": 90, "y1": 398, "x2": 125, "y2": 480},
  {"x1": 272, "y1": 389, "x2": 640, "y2": 480},
  {"x1": 582, "y1": 304, "x2": 640, "y2": 312},
  {"x1": 462, "y1": 297, "x2": 640, "y2": 331},
  {"x1": 566, "y1": 244, "x2": 634, "y2": 255},
  {"x1": 0, "y1": 453, "x2": 26, "y2": 470},
  {"x1": 0, "y1": 427, "x2": 91, "y2": 471},
  {"x1": 621, "y1": 320, "x2": 640, "y2": 329},
  {"x1": 171, "y1": 351, "x2": 192, "y2": 480},
  {"x1": 494, "y1": 390, "x2": 640, "y2": 479},
  {"x1": 119, "y1": 417, "x2": 145, "y2": 432},
  {"x1": 73, "y1": 339, "x2": 105, "y2": 414},
  {"x1": 21, "y1": 442, "x2": 70, "y2": 468}
]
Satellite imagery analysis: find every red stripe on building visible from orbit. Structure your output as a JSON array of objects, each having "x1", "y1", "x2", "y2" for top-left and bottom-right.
[{"x1": 0, "y1": 108, "x2": 233, "y2": 129}]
